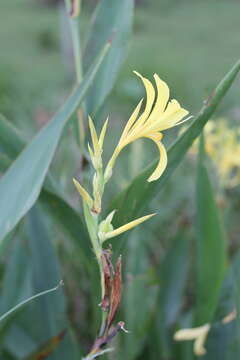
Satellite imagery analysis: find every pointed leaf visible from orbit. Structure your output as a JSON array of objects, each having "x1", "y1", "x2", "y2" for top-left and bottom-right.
[
  {"x1": 195, "y1": 137, "x2": 226, "y2": 325},
  {"x1": 0, "y1": 44, "x2": 109, "y2": 244}
]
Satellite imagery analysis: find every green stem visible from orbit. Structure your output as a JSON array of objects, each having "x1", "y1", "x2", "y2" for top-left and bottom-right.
[
  {"x1": 64, "y1": 0, "x2": 82, "y2": 83},
  {"x1": 83, "y1": 203, "x2": 104, "y2": 295},
  {"x1": 70, "y1": 18, "x2": 82, "y2": 83},
  {"x1": 99, "y1": 309, "x2": 108, "y2": 337},
  {"x1": 83, "y1": 203, "x2": 108, "y2": 337},
  {"x1": 64, "y1": 0, "x2": 83, "y2": 147},
  {"x1": 83, "y1": 203, "x2": 100, "y2": 258}
]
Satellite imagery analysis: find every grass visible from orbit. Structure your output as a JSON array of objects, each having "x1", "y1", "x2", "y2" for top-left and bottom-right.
[{"x1": 0, "y1": 0, "x2": 239, "y2": 123}]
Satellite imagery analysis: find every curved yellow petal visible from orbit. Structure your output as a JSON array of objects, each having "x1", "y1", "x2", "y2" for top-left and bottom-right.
[
  {"x1": 158, "y1": 108, "x2": 189, "y2": 131},
  {"x1": 139, "y1": 99, "x2": 181, "y2": 134},
  {"x1": 174, "y1": 323, "x2": 210, "y2": 357},
  {"x1": 119, "y1": 99, "x2": 143, "y2": 143},
  {"x1": 164, "y1": 99, "x2": 181, "y2": 116},
  {"x1": 147, "y1": 107, "x2": 189, "y2": 133},
  {"x1": 146, "y1": 74, "x2": 170, "y2": 124},
  {"x1": 146, "y1": 135, "x2": 167, "y2": 182},
  {"x1": 130, "y1": 71, "x2": 155, "y2": 131}
]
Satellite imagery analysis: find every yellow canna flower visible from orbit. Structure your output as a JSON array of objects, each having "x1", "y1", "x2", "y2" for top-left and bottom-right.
[
  {"x1": 104, "y1": 71, "x2": 189, "y2": 183},
  {"x1": 174, "y1": 323, "x2": 211, "y2": 356},
  {"x1": 99, "y1": 213, "x2": 156, "y2": 242}
]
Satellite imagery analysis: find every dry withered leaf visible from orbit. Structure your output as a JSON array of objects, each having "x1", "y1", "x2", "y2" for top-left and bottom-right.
[
  {"x1": 106, "y1": 255, "x2": 122, "y2": 331},
  {"x1": 27, "y1": 330, "x2": 66, "y2": 360},
  {"x1": 101, "y1": 248, "x2": 113, "y2": 312}
]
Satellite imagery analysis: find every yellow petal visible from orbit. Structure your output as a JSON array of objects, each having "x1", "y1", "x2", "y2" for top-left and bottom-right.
[
  {"x1": 131, "y1": 71, "x2": 155, "y2": 129},
  {"x1": 73, "y1": 178, "x2": 93, "y2": 208},
  {"x1": 194, "y1": 325, "x2": 210, "y2": 356},
  {"x1": 146, "y1": 74, "x2": 170, "y2": 124},
  {"x1": 174, "y1": 324, "x2": 210, "y2": 357},
  {"x1": 164, "y1": 99, "x2": 181, "y2": 116},
  {"x1": 146, "y1": 136, "x2": 167, "y2": 182},
  {"x1": 147, "y1": 107, "x2": 189, "y2": 133},
  {"x1": 99, "y1": 118, "x2": 109, "y2": 149},
  {"x1": 159, "y1": 108, "x2": 189, "y2": 131},
  {"x1": 101, "y1": 213, "x2": 156, "y2": 241},
  {"x1": 88, "y1": 116, "x2": 100, "y2": 156},
  {"x1": 119, "y1": 99, "x2": 143, "y2": 143},
  {"x1": 174, "y1": 324, "x2": 210, "y2": 341}
]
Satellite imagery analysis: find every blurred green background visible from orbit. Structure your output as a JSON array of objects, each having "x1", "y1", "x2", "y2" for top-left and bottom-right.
[
  {"x1": 0, "y1": 0, "x2": 240, "y2": 359},
  {"x1": 1, "y1": 0, "x2": 240, "y2": 121}
]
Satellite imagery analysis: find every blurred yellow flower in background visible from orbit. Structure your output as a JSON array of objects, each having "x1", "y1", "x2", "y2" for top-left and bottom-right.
[
  {"x1": 174, "y1": 323, "x2": 211, "y2": 356},
  {"x1": 190, "y1": 119, "x2": 240, "y2": 188},
  {"x1": 105, "y1": 71, "x2": 189, "y2": 183}
]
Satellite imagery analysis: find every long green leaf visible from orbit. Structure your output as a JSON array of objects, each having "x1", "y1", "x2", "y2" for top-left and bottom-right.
[
  {"x1": 195, "y1": 137, "x2": 226, "y2": 325},
  {"x1": 110, "y1": 60, "x2": 240, "y2": 227},
  {"x1": 83, "y1": 0, "x2": 134, "y2": 115},
  {"x1": 0, "y1": 115, "x2": 91, "y2": 266},
  {"x1": 0, "y1": 44, "x2": 109, "y2": 244}
]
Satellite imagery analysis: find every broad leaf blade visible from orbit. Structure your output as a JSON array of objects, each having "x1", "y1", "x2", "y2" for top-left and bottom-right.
[
  {"x1": 0, "y1": 114, "x2": 91, "y2": 267},
  {"x1": 83, "y1": 0, "x2": 134, "y2": 115},
  {"x1": 195, "y1": 137, "x2": 226, "y2": 325},
  {"x1": 111, "y1": 60, "x2": 240, "y2": 226},
  {"x1": 0, "y1": 44, "x2": 109, "y2": 243}
]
